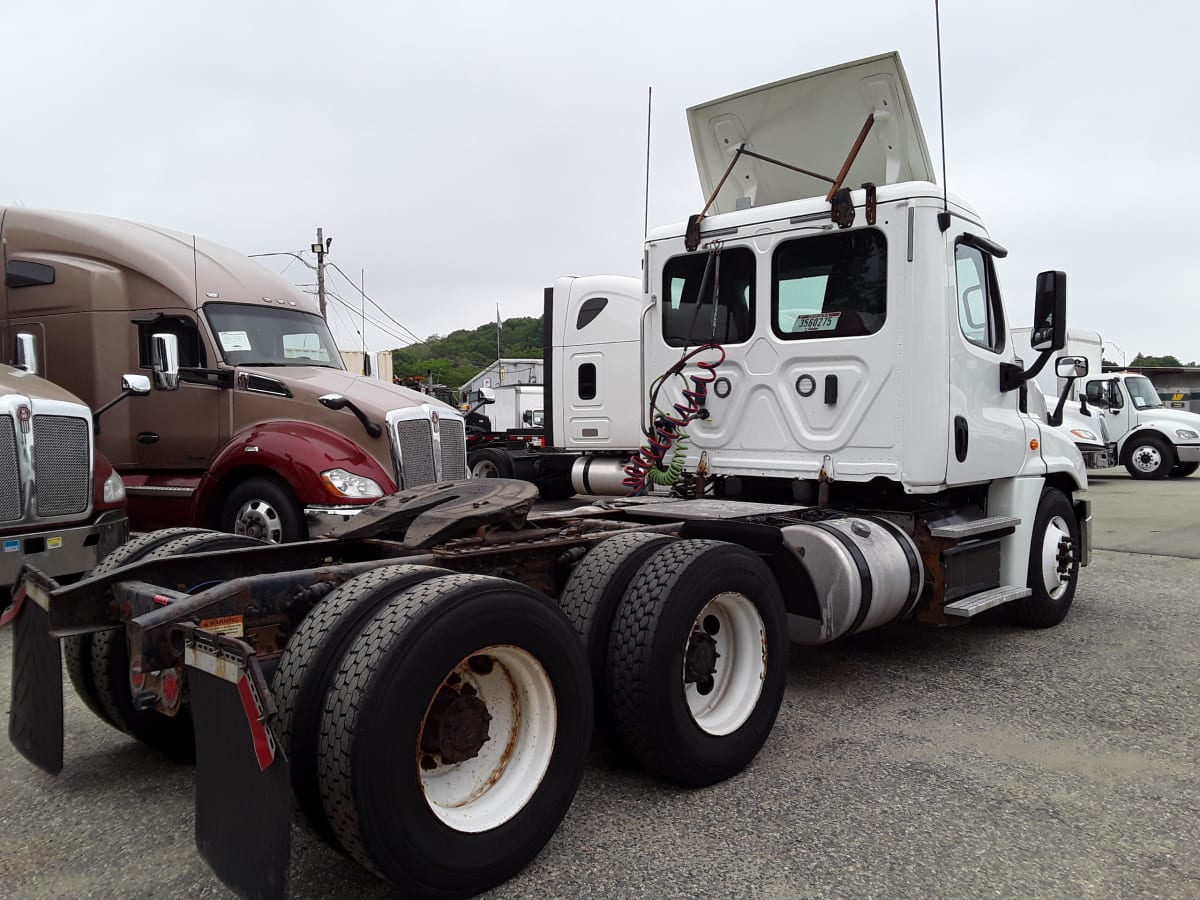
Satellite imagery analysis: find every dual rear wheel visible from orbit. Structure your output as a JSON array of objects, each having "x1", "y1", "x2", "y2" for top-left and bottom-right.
[
  {"x1": 558, "y1": 535, "x2": 788, "y2": 787},
  {"x1": 273, "y1": 567, "x2": 592, "y2": 898}
]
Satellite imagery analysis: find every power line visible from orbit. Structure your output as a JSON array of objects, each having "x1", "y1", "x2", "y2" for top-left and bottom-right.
[{"x1": 329, "y1": 262, "x2": 427, "y2": 347}]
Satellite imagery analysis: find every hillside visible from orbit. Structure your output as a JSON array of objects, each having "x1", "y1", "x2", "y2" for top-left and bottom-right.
[{"x1": 391, "y1": 316, "x2": 543, "y2": 388}]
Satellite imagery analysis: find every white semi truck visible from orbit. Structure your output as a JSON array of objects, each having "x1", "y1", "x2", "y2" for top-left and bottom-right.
[
  {"x1": 1013, "y1": 327, "x2": 1200, "y2": 478},
  {"x1": 7, "y1": 53, "x2": 1092, "y2": 899}
]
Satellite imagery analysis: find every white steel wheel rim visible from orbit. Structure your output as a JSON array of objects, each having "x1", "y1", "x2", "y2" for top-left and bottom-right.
[
  {"x1": 683, "y1": 592, "x2": 767, "y2": 736},
  {"x1": 233, "y1": 499, "x2": 283, "y2": 544},
  {"x1": 1132, "y1": 444, "x2": 1162, "y2": 473},
  {"x1": 471, "y1": 459, "x2": 500, "y2": 479},
  {"x1": 418, "y1": 645, "x2": 557, "y2": 833},
  {"x1": 1040, "y1": 515, "x2": 1073, "y2": 599}
]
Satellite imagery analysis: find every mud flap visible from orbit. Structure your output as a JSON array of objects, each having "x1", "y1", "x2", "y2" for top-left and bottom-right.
[
  {"x1": 7, "y1": 584, "x2": 65, "y2": 775},
  {"x1": 183, "y1": 626, "x2": 290, "y2": 900}
]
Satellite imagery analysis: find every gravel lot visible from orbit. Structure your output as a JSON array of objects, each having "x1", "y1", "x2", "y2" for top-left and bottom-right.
[{"x1": 2, "y1": 471, "x2": 1198, "y2": 899}]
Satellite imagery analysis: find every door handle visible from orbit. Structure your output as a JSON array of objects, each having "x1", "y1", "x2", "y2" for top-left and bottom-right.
[
  {"x1": 137, "y1": 432, "x2": 160, "y2": 445},
  {"x1": 953, "y1": 416, "x2": 969, "y2": 462}
]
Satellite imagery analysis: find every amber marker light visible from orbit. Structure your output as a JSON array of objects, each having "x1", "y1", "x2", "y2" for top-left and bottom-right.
[{"x1": 1030, "y1": 439, "x2": 1039, "y2": 450}]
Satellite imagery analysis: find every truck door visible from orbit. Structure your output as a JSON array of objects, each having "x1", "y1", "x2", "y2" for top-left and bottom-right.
[
  {"x1": 1084, "y1": 377, "x2": 1130, "y2": 439},
  {"x1": 945, "y1": 241, "x2": 1028, "y2": 484},
  {"x1": 129, "y1": 314, "x2": 225, "y2": 470}
]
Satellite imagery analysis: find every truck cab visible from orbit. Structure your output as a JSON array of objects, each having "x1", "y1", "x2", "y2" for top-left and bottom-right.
[
  {"x1": 1080, "y1": 372, "x2": 1200, "y2": 478},
  {"x1": 0, "y1": 208, "x2": 467, "y2": 541},
  {"x1": 0, "y1": 364, "x2": 129, "y2": 600},
  {"x1": 544, "y1": 53, "x2": 1090, "y2": 624}
]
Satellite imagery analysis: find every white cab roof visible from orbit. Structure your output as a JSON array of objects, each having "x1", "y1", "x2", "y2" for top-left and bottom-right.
[{"x1": 687, "y1": 52, "x2": 934, "y2": 215}]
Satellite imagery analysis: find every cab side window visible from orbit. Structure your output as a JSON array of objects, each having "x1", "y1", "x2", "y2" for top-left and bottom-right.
[
  {"x1": 954, "y1": 243, "x2": 1005, "y2": 353},
  {"x1": 136, "y1": 316, "x2": 205, "y2": 368}
]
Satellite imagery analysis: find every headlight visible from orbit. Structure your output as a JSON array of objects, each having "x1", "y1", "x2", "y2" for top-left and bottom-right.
[
  {"x1": 1070, "y1": 429, "x2": 1098, "y2": 442},
  {"x1": 321, "y1": 468, "x2": 384, "y2": 499},
  {"x1": 1176, "y1": 429, "x2": 1199, "y2": 440},
  {"x1": 102, "y1": 469, "x2": 125, "y2": 504}
]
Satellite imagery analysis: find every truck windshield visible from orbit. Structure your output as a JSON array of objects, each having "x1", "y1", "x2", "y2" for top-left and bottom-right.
[
  {"x1": 1125, "y1": 375, "x2": 1164, "y2": 410},
  {"x1": 205, "y1": 304, "x2": 345, "y2": 369}
]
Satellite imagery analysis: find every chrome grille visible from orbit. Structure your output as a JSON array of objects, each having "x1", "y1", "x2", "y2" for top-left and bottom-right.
[
  {"x1": 0, "y1": 417, "x2": 21, "y2": 523},
  {"x1": 439, "y1": 418, "x2": 467, "y2": 480},
  {"x1": 394, "y1": 419, "x2": 438, "y2": 488},
  {"x1": 33, "y1": 415, "x2": 90, "y2": 517}
]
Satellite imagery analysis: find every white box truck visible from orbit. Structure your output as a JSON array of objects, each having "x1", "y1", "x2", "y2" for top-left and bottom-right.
[{"x1": 1013, "y1": 327, "x2": 1200, "y2": 478}]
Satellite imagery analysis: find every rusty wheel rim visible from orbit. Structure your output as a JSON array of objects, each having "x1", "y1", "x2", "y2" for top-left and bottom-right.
[{"x1": 416, "y1": 645, "x2": 557, "y2": 832}]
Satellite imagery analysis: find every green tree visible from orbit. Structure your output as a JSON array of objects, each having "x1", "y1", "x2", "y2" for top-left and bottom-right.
[
  {"x1": 1131, "y1": 352, "x2": 1183, "y2": 367},
  {"x1": 390, "y1": 315, "x2": 544, "y2": 388}
]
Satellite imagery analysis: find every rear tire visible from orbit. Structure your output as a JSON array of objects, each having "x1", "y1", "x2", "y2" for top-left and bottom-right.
[
  {"x1": 1010, "y1": 488, "x2": 1080, "y2": 628},
  {"x1": 318, "y1": 574, "x2": 591, "y2": 898},
  {"x1": 221, "y1": 476, "x2": 306, "y2": 543},
  {"x1": 63, "y1": 527, "x2": 212, "y2": 728},
  {"x1": 1123, "y1": 434, "x2": 1173, "y2": 480},
  {"x1": 557, "y1": 532, "x2": 674, "y2": 746},
  {"x1": 1169, "y1": 461, "x2": 1199, "y2": 478},
  {"x1": 468, "y1": 449, "x2": 513, "y2": 480},
  {"x1": 271, "y1": 563, "x2": 451, "y2": 849},
  {"x1": 605, "y1": 539, "x2": 787, "y2": 786},
  {"x1": 89, "y1": 530, "x2": 264, "y2": 760}
]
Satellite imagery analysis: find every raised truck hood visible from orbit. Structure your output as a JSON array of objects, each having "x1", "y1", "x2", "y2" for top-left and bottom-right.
[{"x1": 687, "y1": 51, "x2": 935, "y2": 214}]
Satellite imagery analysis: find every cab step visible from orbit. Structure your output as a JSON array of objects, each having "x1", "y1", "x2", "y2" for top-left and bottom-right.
[
  {"x1": 928, "y1": 515, "x2": 1020, "y2": 539},
  {"x1": 943, "y1": 585, "x2": 1031, "y2": 617}
]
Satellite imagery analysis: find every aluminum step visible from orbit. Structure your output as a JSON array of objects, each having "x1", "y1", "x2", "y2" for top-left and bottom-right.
[
  {"x1": 928, "y1": 515, "x2": 1021, "y2": 539},
  {"x1": 943, "y1": 585, "x2": 1031, "y2": 617}
]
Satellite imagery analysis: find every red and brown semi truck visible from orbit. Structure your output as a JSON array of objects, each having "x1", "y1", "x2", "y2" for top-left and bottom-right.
[{"x1": 1, "y1": 206, "x2": 466, "y2": 542}]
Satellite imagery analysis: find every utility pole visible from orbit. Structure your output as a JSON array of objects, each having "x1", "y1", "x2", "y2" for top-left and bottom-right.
[
  {"x1": 311, "y1": 228, "x2": 331, "y2": 319},
  {"x1": 361, "y1": 268, "x2": 367, "y2": 376}
]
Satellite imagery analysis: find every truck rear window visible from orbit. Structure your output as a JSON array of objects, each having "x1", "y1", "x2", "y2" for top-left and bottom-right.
[
  {"x1": 662, "y1": 248, "x2": 756, "y2": 347},
  {"x1": 771, "y1": 229, "x2": 887, "y2": 340}
]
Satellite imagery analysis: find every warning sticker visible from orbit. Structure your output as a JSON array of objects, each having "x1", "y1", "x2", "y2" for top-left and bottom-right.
[
  {"x1": 198, "y1": 615, "x2": 244, "y2": 638},
  {"x1": 47, "y1": 537, "x2": 63, "y2": 550},
  {"x1": 792, "y1": 312, "x2": 841, "y2": 333}
]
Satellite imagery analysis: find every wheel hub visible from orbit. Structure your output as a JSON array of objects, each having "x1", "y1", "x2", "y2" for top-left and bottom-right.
[
  {"x1": 420, "y1": 680, "x2": 492, "y2": 767},
  {"x1": 234, "y1": 500, "x2": 281, "y2": 543},
  {"x1": 1133, "y1": 446, "x2": 1161, "y2": 472},
  {"x1": 684, "y1": 627, "x2": 720, "y2": 692}
]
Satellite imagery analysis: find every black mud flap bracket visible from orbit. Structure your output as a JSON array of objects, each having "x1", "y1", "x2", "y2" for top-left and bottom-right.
[
  {"x1": 6, "y1": 573, "x2": 65, "y2": 775},
  {"x1": 182, "y1": 625, "x2": 291, "y2": 900}
]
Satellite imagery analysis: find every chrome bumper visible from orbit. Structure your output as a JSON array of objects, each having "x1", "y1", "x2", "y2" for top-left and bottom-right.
[
  {"x1": 304, "y1": 504, "x2": 366, "y2": 538},
  {"x1": 1, "y1": 510, "x2": 129, "y2": 589}
]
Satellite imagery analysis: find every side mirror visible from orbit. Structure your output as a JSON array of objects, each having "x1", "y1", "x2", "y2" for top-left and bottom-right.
[
  {"x1": 122, "y1": 374, "x2": 152, "y2": 396},
  {"x1": 14, "y1": 333, "x2": 38, "y2": 375},
  {"x1": 522, "y1": 410, "x2": 533, "y2": 424},
  {"x1": 318, "y1": 393, "x2": 349, "y2": 411},
  {"x1": 1030, "y1": 270, "x2": 1067, "y2": 352},
  {"x1": 1055, "y1": 356, "x2": 1088, "y2": 379},
  {"x1": 151, "y1": 333, "x2": 180, "y2": 390},
  {"x1": 478, "y1": 387, "x2": 496, "y2": 405}
]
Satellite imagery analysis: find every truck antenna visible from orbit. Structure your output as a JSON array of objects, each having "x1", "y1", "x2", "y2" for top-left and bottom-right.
[
  {"x1": 935, "y1": 0, "x2": 951, "y2": 231},
  {"x1": 643, "y1": 86, "x2": 653, "y2": 240},
  {"x1": 192, "y1": 235, "x2": 200, "y2": 306}
]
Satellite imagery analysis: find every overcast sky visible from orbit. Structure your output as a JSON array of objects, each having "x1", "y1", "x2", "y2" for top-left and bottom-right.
[{"x1": 4, "y1": 1, "x2": 1197, "y2": 366}]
